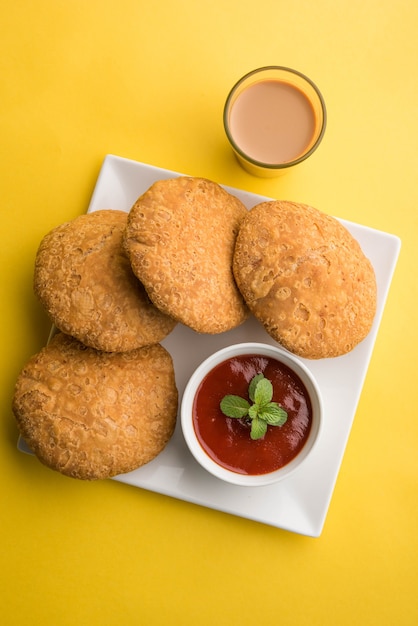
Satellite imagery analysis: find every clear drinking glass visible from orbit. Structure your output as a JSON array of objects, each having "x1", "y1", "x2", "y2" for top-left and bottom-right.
[{"x1": 223, "y1": 66, "x2": 327, "y2": 177}]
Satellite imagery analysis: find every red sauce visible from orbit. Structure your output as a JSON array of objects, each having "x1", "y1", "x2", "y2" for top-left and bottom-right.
[{"x1": 192, "y1": 354, "x2": 312, "y2": 475}]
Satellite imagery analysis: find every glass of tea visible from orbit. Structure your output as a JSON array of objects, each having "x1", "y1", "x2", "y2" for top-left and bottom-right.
[{"x1": 223, "y1": 66, "x2": 327, "y2": 177}]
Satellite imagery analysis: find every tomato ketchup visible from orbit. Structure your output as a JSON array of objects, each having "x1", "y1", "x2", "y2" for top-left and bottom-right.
[{"x1": 192, "y1": 354, "x2": 312, "y2": 475}]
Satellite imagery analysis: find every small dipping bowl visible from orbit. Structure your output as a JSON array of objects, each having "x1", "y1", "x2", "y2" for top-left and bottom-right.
[
  {"x1": 223, "y1": 66, "x2": 326, "y2": 177},
  {"x1": 181, "y1": 342, "x2": 323, "y2": 486}
]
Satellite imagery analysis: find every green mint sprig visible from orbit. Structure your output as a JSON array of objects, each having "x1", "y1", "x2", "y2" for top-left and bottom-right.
[{"x1": 220, "y1": 373, "x2": 288, "y2": 440}]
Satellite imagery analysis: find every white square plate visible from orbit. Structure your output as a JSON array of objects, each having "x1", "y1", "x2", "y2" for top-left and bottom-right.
[{"x1": 18, "y1": 154, "x2": 401, "y2": 537}]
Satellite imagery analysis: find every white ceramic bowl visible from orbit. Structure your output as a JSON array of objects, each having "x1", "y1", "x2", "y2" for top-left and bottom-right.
[{"x1": 181, "y1": 342, "x2": 323, "y2": 486}]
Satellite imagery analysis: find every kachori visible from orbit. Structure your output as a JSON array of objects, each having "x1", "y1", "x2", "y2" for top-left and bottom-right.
[
  {"x1": 233, "y1": 200, "x2": 377, "y2": 359},
  {"x1": 123, "y1": 177, "x2": 249, "y2": 334},
  {"x1": 12, "y1": 333, "x2": 178, "y2": 480},
  {"x1": 34, "y1": 209, "x2": 176, "y2": 352}
]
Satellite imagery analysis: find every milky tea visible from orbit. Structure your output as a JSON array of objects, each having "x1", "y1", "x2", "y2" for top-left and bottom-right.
[{"x1": 224, "y1": 67, "x2": 326, "y2": 177}]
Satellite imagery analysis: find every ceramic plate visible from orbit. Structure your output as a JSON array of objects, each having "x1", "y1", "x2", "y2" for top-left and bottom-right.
[{"x1": 18, "y1": 154, "x2": 401, "y2": 537}]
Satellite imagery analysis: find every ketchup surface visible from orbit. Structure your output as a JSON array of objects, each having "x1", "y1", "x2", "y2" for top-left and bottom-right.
[{"x1": 192, "y1": 354, "x2": 312, "y2": 475}]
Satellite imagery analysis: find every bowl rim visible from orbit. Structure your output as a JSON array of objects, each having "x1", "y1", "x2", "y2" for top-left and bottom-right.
[{"x1": 180, "y1": 342, "x2": 323, "y2": 487}]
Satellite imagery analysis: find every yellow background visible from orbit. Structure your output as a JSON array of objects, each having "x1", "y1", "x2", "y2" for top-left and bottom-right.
[{"x1": 1, "y1": 1, "x2": 417, "y2": 624}]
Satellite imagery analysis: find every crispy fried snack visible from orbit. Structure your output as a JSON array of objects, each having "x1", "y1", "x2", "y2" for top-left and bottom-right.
[
  {"x1": 233, "y1": 201, "x2": 377, "y2": 359},
  {"x1": 123, "y1": 177, "x2": 249, "y2": 333},
  {"x1": 34, "y1": 210, "x2": 176, "y2": 352},
  {"x1": 12, "y1": 333, "x2": 178, "y2": 479}
]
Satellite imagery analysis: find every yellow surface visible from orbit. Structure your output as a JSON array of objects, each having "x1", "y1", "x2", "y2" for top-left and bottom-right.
[{"x1": 1, "y1": 1, "x2": 417, "y2": 624}]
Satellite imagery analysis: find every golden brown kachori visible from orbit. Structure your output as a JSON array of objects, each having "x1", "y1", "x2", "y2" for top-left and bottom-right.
[
  {"x1": 34, "y1": 209, "x2": 176, "y2": 352},
  {"x1": 123, "y1": 177, "x2": 249, "y2": 333},
  {"x1": 12, "y1": 333, "x2": 178, "y2": 480},
  {"x1": 233, "y1": 200, "x2": 377, "y2": 359}
]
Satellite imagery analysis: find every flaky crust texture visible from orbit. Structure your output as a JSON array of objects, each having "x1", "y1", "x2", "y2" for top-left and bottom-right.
[
  {"x1": 12, "y1": 333, "x2": 178, "y2": 479},
  {"x1": 34, "y1": 210, "x2": 176, "y2": 352},
  {"x1": 123, "y1": 177, "x2": 249, "y2": 334},
  {"x1": 233, "y1": 201, "x2": 377, "y2": 359}
]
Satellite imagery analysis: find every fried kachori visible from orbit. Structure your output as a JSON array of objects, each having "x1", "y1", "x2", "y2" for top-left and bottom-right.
[
  {"x1": 233, "y1": 200, "x2": 377, "y2": 359},
  {"x1": 34, "y1": 209, "x2": 176, "y2": 352},
  {"x1": 12, "y1": 333, "x2": 178, "y2": 480},
  {"x1": 123, "y1": 177, "x2": 249, "y2": 334}
]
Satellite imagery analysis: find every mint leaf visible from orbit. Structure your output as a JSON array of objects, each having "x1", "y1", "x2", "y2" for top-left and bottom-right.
[
  {"x1": 248, "y1": 404, "x2": 259, "y2": 420},
  {"x1": 254, "y1": 377, "x2": 273, "y2": 406},
  {"x1": 220, "y1": 395, "x2": 250, "y2": 418},
  {"x1": 219, "y1": 372, "x2": 288, "y2": 441},
  {"x1": 251, "y1": 417, "x2": 268, "y2": 440},
  {"x1": 248, "y1": 373, "x2": 264, "y2": 402},
  {"x1": 259, "y1": 403, "x2": 288, "y2": 426}
]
